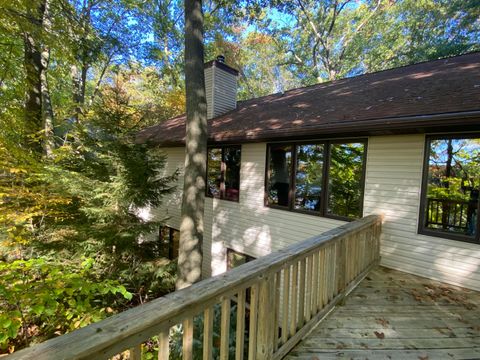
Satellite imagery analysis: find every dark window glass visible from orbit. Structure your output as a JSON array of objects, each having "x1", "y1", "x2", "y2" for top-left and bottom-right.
[
  {"x1": 295, "y1": 144, "x2": 324, "y2": 212},
  {"x1": 327, "y1": 142, "x2": 365, "y2": 219},
  {"x1": 224, "y1": 147, "x2": 241, "y2": 201},
  {"x1": 207, "y1": 146, "x2": 241, "y2": 201},
  {"x1": 267, "y1": 144, "x2": 292, "y2": 207},
  {"x1": 422, "y1": 137, "x2": 480, "y2": 242},
  {"x1": 207, "y1": 148, "x2": 222, "y2": 198},
  {"x1": 159, "y1": 226, "x2": 180, "y2": 260}
]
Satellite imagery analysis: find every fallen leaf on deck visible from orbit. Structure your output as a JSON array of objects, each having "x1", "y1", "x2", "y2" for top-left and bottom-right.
[
  {"x1": 375, "y1": 317, "x2": 390, "y2": 327},
  {"x1": 374, "y1": 331, "x2": 385, "y2": 339}
]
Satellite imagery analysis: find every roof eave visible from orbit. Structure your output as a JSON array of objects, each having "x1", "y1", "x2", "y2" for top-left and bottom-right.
[{"x1": 151, "y1": 110, "x2": 480, "y2": 147}]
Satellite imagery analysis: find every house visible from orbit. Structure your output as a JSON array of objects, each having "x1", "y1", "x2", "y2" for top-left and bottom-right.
[{"x1": 137, "y1": 52, "x2": 480, "y2": 291}]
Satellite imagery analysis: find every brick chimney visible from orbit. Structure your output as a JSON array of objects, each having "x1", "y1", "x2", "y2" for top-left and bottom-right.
[{"x1": 204, "y1": 55, "x2": 239, "y2": 119}]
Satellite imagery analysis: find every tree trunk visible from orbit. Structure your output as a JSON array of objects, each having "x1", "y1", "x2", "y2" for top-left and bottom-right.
[
  {"x1": 176, "y1": 0, "x2": 207, "y2": 289},
  {"x1": 23, "y1": 0, "x2": 47, "y2": 154},
  {"x1": 41, "y1": 0, "x2": 54, "y2": 157},
  {"x1": 23, "y1": 32, "x2": 42, "y2": 137},
  {"x1": 71, "y1": 64, "x2": 83, "y2": 120}
]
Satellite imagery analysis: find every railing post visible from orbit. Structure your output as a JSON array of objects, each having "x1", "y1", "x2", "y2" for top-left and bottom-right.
[{"x1": 256, "y1": 275, "x2": 275, "y2": 359}]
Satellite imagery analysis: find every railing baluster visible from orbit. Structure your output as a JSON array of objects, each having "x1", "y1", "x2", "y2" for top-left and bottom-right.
[
  {"x1": 220, "y1": 298, "x2": 231, "y2": 360},
  {"x1": 281, "y1": 266, "x2": 290, "y2": 344},
  {"x1": 298, "y1": 258, "x2": 306, "y2": 328},
  {"x1": 248, "y1": 283, "x2": 259, "y2": 360},
  {"x1": 273, "y1": 272, "x2": 281, "y2": 351},
  {"x1": 346, "y1": 236, "x2": 352, "y2": 283},
  {"x1": 319, "y1": 248, "x2": 327, "y2": 309},
  {"x1": 183, "y1": 317, "x2": 194, "y2": 360},
  {"x1": 290, "y1": 262, "x2": 298, "y2": 337},
  {"x1": 203, "y1": 307, "x2": 214, "y2": 360},
  {"x1": 311, "y1": 251, "x2": 319, "y2": 315},
  {"x1": 328, "y1": 245, "x2": 334, "y2": 301},
  {"x1": 157, "y1": 328, "x2": 169, "y2": 360},
  {"x1": 305, "y1": 255, "x2": 312, "y2": 322},
  {"x1": 129, "y1": 344, "x2": 141, "y2": 360},
  {"x1": 235, "y1": 290, "x2": 246, "y2": 360}
]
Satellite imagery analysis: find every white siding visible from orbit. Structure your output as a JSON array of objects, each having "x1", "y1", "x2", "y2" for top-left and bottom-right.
[
  {"x1": 151, "y1": 136, "x2": 480, "y2": 291},
  {"x1": 364, "y1": 135, "x2": 480, "y2": 291},
  {"x1": 145, "y1": 147, "x2": 184, "y2": 230}
]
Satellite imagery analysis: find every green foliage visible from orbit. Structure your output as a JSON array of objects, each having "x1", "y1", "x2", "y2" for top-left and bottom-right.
[{"x1": 0, "y1": 258, "x2": 132, "y2": 353}]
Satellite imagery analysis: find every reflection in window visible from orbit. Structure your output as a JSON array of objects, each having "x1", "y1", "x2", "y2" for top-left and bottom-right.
[
  {"x1": 265, "y1": 140, "x2": 366, "y2": 220},
  {"x1": 327, "y1": 142, "x2": 365, "y2": 219},
  {"x1": 422, "y1": 136, "x2": 479, "y2": 242},
  {"x1": 267, "y1": 145, "x2": 292, "y2": 207},
  {"x1": 224, "y1": 147, "x2": 241, "y2": 201},
  {"x1": 207, "y1": 148, "x2": 222, "y2": 198},
  {"x1": 207, "y1": 146, "x2": 241, "y2": 201},
  {"x1": 159, "y1": 226, "x2": 180, "y2": 260},
  {"x1": 295, "y1": 144, "x2": 324, "y2": 212}
]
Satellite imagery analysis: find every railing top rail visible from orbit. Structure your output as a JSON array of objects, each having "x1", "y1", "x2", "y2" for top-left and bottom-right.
[{"x1": 7, "y1": 214, "x2": 382, "y2": 360}]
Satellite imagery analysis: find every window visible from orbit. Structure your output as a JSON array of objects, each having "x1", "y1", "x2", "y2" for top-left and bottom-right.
[
  {"x1": 266, "y1": 140, "x2": 367, "y2": 220},
  {"x1": 207, "y1": 146, "x2": 241, "y2": 202},
  {"x1": 159, "y1": 226, "x2": 180, "y2": 260},
  {"x1": 419, "y1": 135, "x2": 480, "y2": 243},
  {"x1": 227, "y1": 248, "x2": 255, "y2": 270},
  {"x1": 227, "y1": 249, "x2": 255, "y2": 305}
]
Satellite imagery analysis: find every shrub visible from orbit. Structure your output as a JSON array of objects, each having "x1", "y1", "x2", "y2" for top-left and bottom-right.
[{"x1": 0, "y1": 258, "x2": 132, "y2": 353}]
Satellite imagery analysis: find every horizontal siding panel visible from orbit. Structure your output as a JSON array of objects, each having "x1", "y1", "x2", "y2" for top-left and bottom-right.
[
  {"x1": 364, "y1": 198, "x2": 419, "y2": 208},
  {"x1": 381, "y1": 243, "x2": 480, "y2": 267},
  {"x1": 369, "y1": 135, "x2": 424, "y2": 144},
  {"x1": 381, "y1": 258, "x2": 480, "y2": 291},
  {"x1": 366, "y1": 171, "x2": 421, "y2": 180},
  {"x1": 366, "y1": 165, "x2": 423, "y2": 174},
  {"x1": 382, "y1": 232, "x2": 480, "y2": 255},
  {"x1": 364, "y1": 189, "x2": 420, "y2": 198},
  {"x1": 365, "y1": 177, "x2": 422, "y2": 186}
]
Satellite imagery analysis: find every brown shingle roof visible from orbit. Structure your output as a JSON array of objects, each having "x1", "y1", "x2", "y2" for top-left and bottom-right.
[{"x1": 137, "y1": 52, "x2": 480, "y2": 146}]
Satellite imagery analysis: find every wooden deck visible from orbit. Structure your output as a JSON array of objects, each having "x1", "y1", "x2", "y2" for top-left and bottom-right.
[{"x1": 286, "y1": 266, "x2": 480, "y2": 360}]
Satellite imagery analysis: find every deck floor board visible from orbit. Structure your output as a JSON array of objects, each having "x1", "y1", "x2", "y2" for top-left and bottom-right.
[{"x1": 286, "y1": 267, "x2": 480, "y2": 360}]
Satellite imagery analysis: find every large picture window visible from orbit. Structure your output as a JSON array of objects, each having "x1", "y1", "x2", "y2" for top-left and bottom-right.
[
  {"x1": 207, "y1": 146, "x2": 241, "y2": 202},
  {"x1": 419, "y1": 135, "x2": 480, "y2": 243},
  {"x1": 266, "y1": 140, "x2": 367, "y2": 220}
]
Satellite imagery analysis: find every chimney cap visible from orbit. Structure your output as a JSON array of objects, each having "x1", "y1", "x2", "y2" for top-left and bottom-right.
[{"x1": 204, "y1": 57, "x2": 239, "y2": 76}]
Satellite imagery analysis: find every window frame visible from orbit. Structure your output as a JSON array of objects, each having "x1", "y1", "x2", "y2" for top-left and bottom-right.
[
  {"x1": 206, "y1": 145, "x2": 242, "y2": 202},
  {"x1": 418, "y1": 133, "x2": 480, "y2": 244},
  {"x1": 264, "y1": 138, "x2": 368, "y2": 221}
]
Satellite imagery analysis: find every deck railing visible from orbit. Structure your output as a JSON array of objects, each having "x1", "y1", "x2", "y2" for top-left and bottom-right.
[
  {"x1": 8, "y1": 215, "x2": 382, "y2": 360},
  {"x1": 426, "y1": 197, "x2": 473, "y2": 232}
]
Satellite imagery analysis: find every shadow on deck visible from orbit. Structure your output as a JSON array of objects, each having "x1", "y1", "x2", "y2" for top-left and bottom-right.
[{"x1": 286, "y1": 266, "x2": 480, "y2": 360}]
